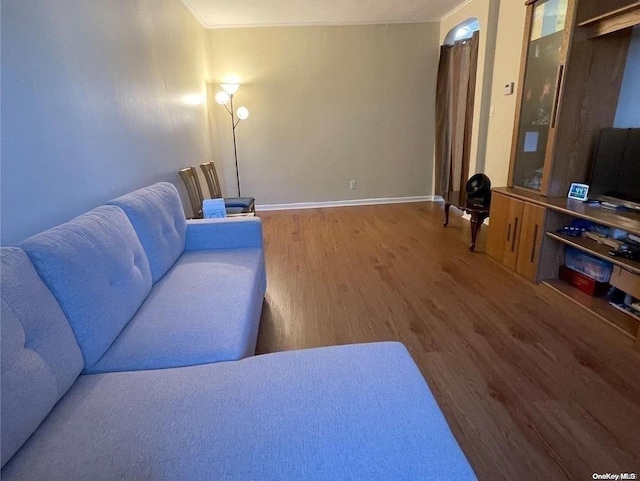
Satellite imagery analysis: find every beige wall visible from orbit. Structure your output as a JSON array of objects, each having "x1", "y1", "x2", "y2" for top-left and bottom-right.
[
  {"x1": 484, "y1": 1, "x2": 526, "y2": 187},
  {"x1": 205, "y1": 24, "x2": 440, "y2": 205},
  {"x1": 1, "y1": 0, "x2": 212, "y2": 244}
]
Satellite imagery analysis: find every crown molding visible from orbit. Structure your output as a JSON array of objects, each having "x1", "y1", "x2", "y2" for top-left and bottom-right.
[
  {"x1": 180, "y1": 0, "x2": 208, "y2": 27},
  {"x1": 440, "y1": 0, "x2": 475, "y2": 22}
]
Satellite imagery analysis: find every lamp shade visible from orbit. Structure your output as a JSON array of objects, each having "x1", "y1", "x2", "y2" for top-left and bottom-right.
[
  {"x1": 236, "y1": 107, "x2": 250, "y2": 120},
  {"x1": 215, "y1": 91, "x2": 230, "y2": 105},
  {"x1": 220, "y1": 83, "x2": 240, "y2": 95}
]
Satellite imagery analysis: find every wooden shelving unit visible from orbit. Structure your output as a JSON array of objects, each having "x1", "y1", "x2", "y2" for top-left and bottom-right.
[{"x1": 488, "y1": 0, "x2": 640, "y2": 348}]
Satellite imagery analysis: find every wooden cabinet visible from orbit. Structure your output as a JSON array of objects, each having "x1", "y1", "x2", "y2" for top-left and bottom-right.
[
  {"x1": 508, "y1": 0, "x2": 635, "y2": 197},
  {"x1": 487, "y1": 192, "x2": 547, "y2": 281}
]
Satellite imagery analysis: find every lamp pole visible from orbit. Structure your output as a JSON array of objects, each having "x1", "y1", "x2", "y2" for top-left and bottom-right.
[
  {"x1": 215, "y1": 84, "x2": 249, "y2": 198},
  {"x1": 229, "y1": 94, "x2": 242, "y2": 197}
]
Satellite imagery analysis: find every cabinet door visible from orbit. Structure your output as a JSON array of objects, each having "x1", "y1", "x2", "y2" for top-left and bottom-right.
[
  {"x1": 503, "y1": 198, "x2": 525, "y2": 270},
  {"x1": 509, "y1": 0, "x2": 573, "y2": 193},
  {"x1": 516, "y1": 203, "x2": 547, "y2": 281},
  {"x1": 486, "y1": 193, "x2": 511, "y2": 261}
]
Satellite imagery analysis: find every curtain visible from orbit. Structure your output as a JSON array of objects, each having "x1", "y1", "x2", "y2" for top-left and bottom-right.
[{"x1": 435, "y1": 31, "x2": 480, "y2": 203}]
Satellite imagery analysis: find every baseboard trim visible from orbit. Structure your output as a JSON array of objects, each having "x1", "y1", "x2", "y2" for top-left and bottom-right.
[{"x1": 257, "y1": 196, "x2": 440, "y2": 212}]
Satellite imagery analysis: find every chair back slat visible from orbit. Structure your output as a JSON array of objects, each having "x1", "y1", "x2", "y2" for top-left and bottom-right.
[
  {"x1": 178, "y1": 167, "x2": 204, "y2": 219},
  {"x1": 200, "y1": 161, "x2": 223, "y2": 199}
]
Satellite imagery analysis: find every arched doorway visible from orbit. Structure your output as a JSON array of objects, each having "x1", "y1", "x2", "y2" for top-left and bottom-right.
[{"x1": 435, "y1": 18, "x2": 480, "y2": 202}]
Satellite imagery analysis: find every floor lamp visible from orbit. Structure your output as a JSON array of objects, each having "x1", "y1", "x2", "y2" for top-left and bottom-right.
[{"x1": 215, "y1": 83, "x2": 250, "y2": 197}]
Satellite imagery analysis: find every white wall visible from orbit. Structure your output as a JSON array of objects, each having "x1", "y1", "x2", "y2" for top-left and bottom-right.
[
  {"x1": 615, "y1": 26, "x2": 640, "y2": 128},
  {"x1": 205, "y1": 24, "x2": 440, "y2": 205},
  {"x1": 0, "y1": 0, "x2": 212, "y2": 245}
]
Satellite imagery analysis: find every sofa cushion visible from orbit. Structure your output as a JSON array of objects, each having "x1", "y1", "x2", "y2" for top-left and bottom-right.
[
  {"x1": 87, "y1": 248, "x2": 266, "y2": 373},
  {"x1": 1, "y1": 342, "x2": 476, "y2": 480},
  {"x1": 0, "y1": 248, "x2": 84, "y2": 467},
  {"x1": 19, "y1": 206, "x2": 152, "y2": 368},
  {"x1": 107, "y1": 182, "x2": 186, "y2": 283}
]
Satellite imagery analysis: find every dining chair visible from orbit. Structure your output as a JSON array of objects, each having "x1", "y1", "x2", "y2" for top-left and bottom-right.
[
  {"x1": 178, "y1": 166, "x2": 205, "y2": 219},
  {"x1": 200, "y1": 161, "x2": 255, "y2": 214}
]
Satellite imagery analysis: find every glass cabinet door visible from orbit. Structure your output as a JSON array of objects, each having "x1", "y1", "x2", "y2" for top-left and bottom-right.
[{"x1": 512, "y1": 0, "x2": 569, "y2": 191}]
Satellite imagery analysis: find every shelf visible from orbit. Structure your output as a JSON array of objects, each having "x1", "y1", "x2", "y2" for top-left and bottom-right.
[
  {"x1": 543, "y1": 279, "x2": 639, "y2": 340},
  {"x1": 578, "y1": 2, "x2": 640, "y2": 27},
  {"x1": 546, "y1": 232, "x2": 640, "y2": 275},
  {"x1": 578, "y1": 3, "x2": 640, "y2": 38},
  {"x1": 493, "y1": 188, "x2": 640, "y2": 237}
]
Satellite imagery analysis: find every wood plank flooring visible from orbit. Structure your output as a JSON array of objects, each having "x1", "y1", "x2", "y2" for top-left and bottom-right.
[{"x1": 255, "y1": 202, "x2": 640, "y2": 480}]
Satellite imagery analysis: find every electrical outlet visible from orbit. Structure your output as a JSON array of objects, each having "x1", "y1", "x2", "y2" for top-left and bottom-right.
[{"x1": 350, "y1": 180, "x2": 356, "y2": 190}]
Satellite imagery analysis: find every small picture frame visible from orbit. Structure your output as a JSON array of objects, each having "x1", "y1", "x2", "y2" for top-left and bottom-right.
[
  {"x1": 203, "y1": 198, "x2": 227, "y2": 218},
  {"x1": 567, "y1": 183, "x2": 589, "y2": 201}
]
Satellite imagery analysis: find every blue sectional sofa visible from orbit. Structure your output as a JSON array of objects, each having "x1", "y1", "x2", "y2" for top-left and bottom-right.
[{"x1": 0, "y1": 182, "x2": 476, "y2": 480}]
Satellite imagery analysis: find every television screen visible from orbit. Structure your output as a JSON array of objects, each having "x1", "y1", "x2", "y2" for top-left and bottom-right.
[{"x1": 589, "y1": 128, "x2": 640, "y2": 206}]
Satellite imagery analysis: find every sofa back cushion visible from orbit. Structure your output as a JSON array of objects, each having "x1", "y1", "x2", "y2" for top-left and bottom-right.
[
  {"x1": 0, "y1": 248, "x2": 84, "y2": 467},
  {"x1": 19, "y1": 205, "x2": 152, "y2": 368},
  {"x1": 107, "y1": 182, "x2": 186, "y2": 283}
]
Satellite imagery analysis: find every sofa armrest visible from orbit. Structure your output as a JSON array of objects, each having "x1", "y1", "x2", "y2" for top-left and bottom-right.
[{"x1": 185, "y1": 217, "x2": 264, "y2": 251}]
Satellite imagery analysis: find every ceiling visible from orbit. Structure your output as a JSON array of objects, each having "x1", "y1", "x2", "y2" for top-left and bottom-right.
[{"x1": 181, "y1": 0, "x2": 468, "y2": 28}]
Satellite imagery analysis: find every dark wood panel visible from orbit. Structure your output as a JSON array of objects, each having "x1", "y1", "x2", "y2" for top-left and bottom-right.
[
  {"x1": 256, "y1": 203, "x2": 640, "y2": 480},
  {"x1": 549, "y1": 26, "x2": 632, "y2": 196}
]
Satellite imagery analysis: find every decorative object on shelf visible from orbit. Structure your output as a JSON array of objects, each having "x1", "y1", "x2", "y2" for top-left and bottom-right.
[
  {"x1": 557, "y1": 226, "x2": 585, "y2": 237},
  {"x1": 215, "y1": 83, "x2": 250, "y2": 197}
]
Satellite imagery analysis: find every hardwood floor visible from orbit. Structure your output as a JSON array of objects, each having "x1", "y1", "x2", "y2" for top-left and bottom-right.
[{"x1": 255, "y1": 202, "x2": 640, "y2": 480}]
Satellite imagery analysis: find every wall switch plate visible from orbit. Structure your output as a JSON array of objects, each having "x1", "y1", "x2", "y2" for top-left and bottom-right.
[
  {"x1": 504, "y1": 82, "x2": 514, "y2": 95},
  {"x1": 350, "y1": 180, "x2": 356, "y2": 190}
]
